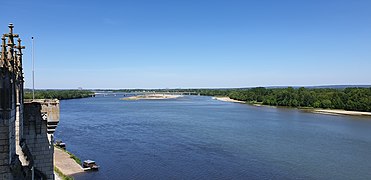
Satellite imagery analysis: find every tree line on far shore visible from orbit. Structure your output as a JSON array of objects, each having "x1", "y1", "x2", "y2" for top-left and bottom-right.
[
  {"x1": 24, "y1": 90, "x2": 94, "y2": 100},
  {"x1": 23, "y1": 87, "x2": 371, "y2": 112},
  {"x1": 195, "y1": 87, "x2": 371, "y2": 112}
]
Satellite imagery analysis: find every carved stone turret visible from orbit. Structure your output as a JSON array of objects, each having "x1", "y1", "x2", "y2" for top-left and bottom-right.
[
  {"x1": 15, "y1": 38, "x2": 25, "y2": 72},
  {"x1": 0, "y1": 23, "x2": 20, "y2": 180}
]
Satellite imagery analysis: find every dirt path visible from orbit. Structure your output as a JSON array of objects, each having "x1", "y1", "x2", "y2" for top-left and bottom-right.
[{"x1": 54, "y1": 147, "x2": 84, "y2": 176}]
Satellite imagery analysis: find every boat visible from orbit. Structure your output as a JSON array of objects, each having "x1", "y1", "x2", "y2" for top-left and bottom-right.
[
  {"x1": 82, "y1": 160, "x2": 100, "y2": 171},
  {"x1": 55, "y1": 140, "x2": 66, "y2": 149}
]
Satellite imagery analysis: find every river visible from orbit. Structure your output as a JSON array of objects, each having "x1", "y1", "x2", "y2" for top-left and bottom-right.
[{"x1": 54, "y1": 95, "x2": 371, "y2": 180}]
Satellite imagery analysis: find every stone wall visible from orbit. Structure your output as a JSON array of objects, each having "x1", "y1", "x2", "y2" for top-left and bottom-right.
[{"x1": 23, "y1": 100, "x2": 59, "y2": 180}]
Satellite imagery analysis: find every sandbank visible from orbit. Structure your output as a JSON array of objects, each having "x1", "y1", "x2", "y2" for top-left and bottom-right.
[
  {"x1": 213, "y1": 97, "x2": 245, "y2": 103},
  {"x1": 121, "y1": 94, "x2": 183, "y2": 100},
  {"x1": 312, "y1": 109, "x2": 371, "y2": 116}
]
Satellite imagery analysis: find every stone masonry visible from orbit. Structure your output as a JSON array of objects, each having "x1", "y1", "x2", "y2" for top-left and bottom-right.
[
  {"x1": 23, "y1": 99, "x2": 60, "y2": 180},
  {"x1": 0, "y1": 24, "x2": 60, "y2": 180}
]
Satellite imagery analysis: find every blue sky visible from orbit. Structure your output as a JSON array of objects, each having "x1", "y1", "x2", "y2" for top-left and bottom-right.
[{"x1": 1, "y1": 0, "x2": 370, "y2": 89}]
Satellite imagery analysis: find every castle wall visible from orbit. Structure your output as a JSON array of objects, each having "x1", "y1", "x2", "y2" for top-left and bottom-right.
[
  {"x1": 0, "y1": 93, "x2": 17, "y2": 179},
  {"x1": 0, "y1": 116, "x2": 13, "y2": 180},
  {"x1": 24, "y1": 100, "x2": 60, "y2": 180},
  {"x1": 0, "y1": 53, "x2": 17, "y2": 180}
]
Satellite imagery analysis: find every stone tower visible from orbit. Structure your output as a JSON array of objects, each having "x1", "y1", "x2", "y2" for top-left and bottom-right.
[
  {"x1": 0, "y1": 23, "x2": 21, "y2": 180},
  {"x1": 0, "y1": 24, "x2": 60, "y2": 180}
]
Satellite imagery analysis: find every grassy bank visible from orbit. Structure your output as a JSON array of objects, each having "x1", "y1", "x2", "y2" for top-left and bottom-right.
[
  {"x1": 54, "y1": 166, "x2": 74, "y2": 180},
  {"x1": 54, "y1": 146, "x2": 82, "y2": 165}
]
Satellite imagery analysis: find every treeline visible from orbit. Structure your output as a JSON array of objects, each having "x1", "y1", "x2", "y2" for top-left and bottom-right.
[
  {"x1": 78, "y1": 87, "x2": 371, "y2": 112},
  {"x1": 195, "y1": 87, "x2": 371, "y2": 112},
  {"x1": 24, "y1": 90, "x2": 94, "y2": 100}
]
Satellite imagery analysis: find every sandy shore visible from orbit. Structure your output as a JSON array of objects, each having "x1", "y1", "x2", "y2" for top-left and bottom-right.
[
  {"x1": 213, "y1": 97, "x2": 245, "y2": 103},
  {"x1": 312, "y1": 109, "x2": 371, "y2": 116},
  {"x1": 54, "y1": 147, "x2": 84, "y2": 176},
  {"x1": 214, "y1": 96, "x2": 371, "y2": 117},
  {"x1": 121, "y1": 94, "x2": 183, "y2": 100}
]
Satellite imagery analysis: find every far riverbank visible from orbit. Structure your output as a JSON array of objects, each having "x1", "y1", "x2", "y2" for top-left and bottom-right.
[
  {"x1": 213, "y1": 96, "x2": 371, "y2": 117},
  {"x1": 24, "y1": 90, "x2": 94, "y2": 100}
]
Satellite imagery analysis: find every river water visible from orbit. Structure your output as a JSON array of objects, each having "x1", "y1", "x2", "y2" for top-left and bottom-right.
[{"x1": 54, "y1": 95, "x2": 371, "y2": 180}]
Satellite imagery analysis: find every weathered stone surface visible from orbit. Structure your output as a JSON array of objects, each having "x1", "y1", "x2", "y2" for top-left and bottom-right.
[{"x1": 1, "y1": 24, "x2": 59, "y2": 180}]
